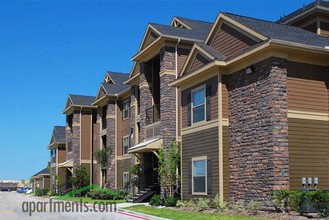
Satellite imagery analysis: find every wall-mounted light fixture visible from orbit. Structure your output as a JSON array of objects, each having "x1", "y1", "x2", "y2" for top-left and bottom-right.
[
  {"x1": 302, "y1": 177, "x2": 306, "y2": 189},
  {"x1": 314, "y1": 177, "x2": 319, "y2": 189},
  {"x1": 245, "y1": 65, "x2": 255, "y2": 75}
]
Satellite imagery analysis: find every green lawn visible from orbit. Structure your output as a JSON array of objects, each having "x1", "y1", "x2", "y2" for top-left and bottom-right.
[
  {"x1": 54, "y1": 196, "x2": 126, "y2": 204},
  {"x1": 124, "y1": 205, "x2": 269, "y2": 220}
]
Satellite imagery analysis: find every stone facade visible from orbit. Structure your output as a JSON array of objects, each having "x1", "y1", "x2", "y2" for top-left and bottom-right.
[
  {"x1": 106, "y1": 101, "x2": 116, "y2": 188},
  {"x1": 228, "y1": 57, "x2": 289, "y2": 207},
  {"x1": 160, "y1": 46, "x2": 177, "y2": 149},
  {"x1": 94, "y1": 116, "x2": 101, "y2": 187},
  {"x1": 72, "y1": 111, "x2": 81, "y2": 171}
]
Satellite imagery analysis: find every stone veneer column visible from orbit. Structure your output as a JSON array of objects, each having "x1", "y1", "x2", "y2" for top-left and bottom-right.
[
  {"x1": 228, "y1": 57, "x2": 289, "y2": 208},
  {"x1": 160, "y1": 46, "x2": 176, "y2": 149},
  {"x1": 72, "y1": 111, "x2": 81, "y2": 171},
  {"x1": 106, "y1": 101, "x2": 116, "y2": 188},
  {"x1": 94, "y1": 111, "x2": 101, "y2": 187},
  {"x1": 139, "y1": 62, "x2": 153, "y2": 142}
]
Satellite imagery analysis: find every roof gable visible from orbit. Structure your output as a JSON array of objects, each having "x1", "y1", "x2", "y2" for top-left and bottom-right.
[
  {"x1": 103, "y1": 72, "x2": 114, "y2": 84},
  {"x1": 128, "y1": 62, "x2": 140, "y2": 79},
  {"x1": 137, "y1": 25, "x2": 161, "y2": 53},
  {"x1": 64, "y1": 96, "x2": 73, "y2": 111},
  {"x1": 95, "y1": 85, "x2": 107, "y2": 101}
]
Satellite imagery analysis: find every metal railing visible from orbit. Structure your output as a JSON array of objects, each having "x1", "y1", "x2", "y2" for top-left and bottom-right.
[{"x1": 145, "y1": 104, "x2": 160, "y2": 126}]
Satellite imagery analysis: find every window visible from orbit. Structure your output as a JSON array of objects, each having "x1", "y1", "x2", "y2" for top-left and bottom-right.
[
  {"x1": 191, "y1": 87, "x2": 205, "y2": 124},
  {"x1": 123, "y1": 172, "x2": 130, "y2": 188},
  {"x1": 192, "y1": 158, "x2": 207, "y2": 194},
  {"x1": 123, "y1": 99, "x2": 130, "y2": 120},
  {"x1": 123, "y1": 136, "x2": 129, "y2": 155}
]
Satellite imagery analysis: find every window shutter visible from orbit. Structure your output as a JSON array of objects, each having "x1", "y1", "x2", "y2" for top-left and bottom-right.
[
  {"x1": 188, "y1": 160, "x2": 192, "y2": 194},
  {"x1": 187, "y1": 91, "x2": 192, "y2": 126},
  {"x1": 207, "y1": 160, "x2": 212, "y2": 195},
  {"x1": 206, "y1": 84, "x2": 211, "y2": 121}
]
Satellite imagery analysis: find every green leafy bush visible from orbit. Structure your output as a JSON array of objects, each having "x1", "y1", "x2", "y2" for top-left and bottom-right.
[
  {"x1": 247, "y1": 200, "x2": 262, "y2": 215},
  {"x1": 195, "y1": 198, "x2": 210, "y2": 211},
  {"x1": 165, "y1": 196, "x2": 178, "y2": 207},
  {"x1": 150, "y1": 194, "x2": 162, "y2": 206},
  {"x1": 232, "y1": 199, "x2": 246, "y2": 212},
  {"x1": 176, "y1": 200, "x2": 185, "y2": 207},
  {"x1": 210, "y1": 193, "x2": 228, "y2": 210},
  {"x1": 86, "y1": 189, "x2": 124, "y2": 200},
  {"x1": 35, "y1": 188, "x2": 50, "y2": 197},
  {"x1": 295, "y1": 190, "x2": 329, "y2": 217},
  {"x1": 269, "y1": 189, "x2": 293, "y2": 212}
]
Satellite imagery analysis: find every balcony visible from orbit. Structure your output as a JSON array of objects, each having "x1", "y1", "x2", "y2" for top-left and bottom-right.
[{"x1": 145, "y1": 104, "x2": 160, "y2": 126}]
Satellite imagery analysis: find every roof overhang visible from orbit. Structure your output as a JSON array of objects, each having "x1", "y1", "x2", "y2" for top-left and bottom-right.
[
  {"x1": 62, "y1": 105, "x2": 97, "y2": 115},
  {"x1": 128, "y1": 138, "x2": 163, "y2": 154},
  {"x1": 282, "y1": 6, "x2": 329, "y2": 25},
  {"x1": 171, "y1": 40, "x2": 329, "y2": 88},
  {"x1": 125, "y1": 73, "x2": 140, "y2": 85},
  {"x1": 58, "y1": 160, "x2": 73, "y2": 168}
]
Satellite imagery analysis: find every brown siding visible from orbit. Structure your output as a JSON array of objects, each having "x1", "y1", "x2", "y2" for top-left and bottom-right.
[
  {"x1": 81, "y1": 163, "x2": 91, "y2": 176},
  {"x1": 210, "y1": 23, "x2": 256, "y2": 58},
  {"x1": 222, "y1": 126, "x2": 230, "y2": 201},
  {"x1": 222, "y1": 75, "x2": 229, "y2": 119},
  {"x1": 117, "y1": 158, "x2": 132, "y2": 188},
  {"x1": 320, "y1": 21, "x2": 329, "y2": 36},
  {"x1": 43, "y1": 177, "x2": 50, "y2": 189},
  {"x1": 302, "y1": 22, "x2": 317, "y2": 33},
  {"x1": 288, "y1": 118, "x2": 329, "y2": 190},
  {"x1": 181, "y1": 76, "x2": 218, "y2": 129},
  {"x1": 58, "y1": 146, "x2": 66, "y2": 163},
  {"x1": 142, "y1": 31, "x2": 159, "y2": 50},
  {"x1": 178, "y1": 88, "x2": 182, "y2": 138},
  {"x1": 177, "y1": 48, "x2": 190, "y2": 74},
  {"x1": 287, "y1": 62, "x2": 328, "y2": 114},
  {"x1": 189, "y1": 53, "x2": 210, "y2": 73},
  {"x1": 182, "y1": 127, "x2": 219, "y2": 200},
  {"x1": 81, "y1": 111, "x2": 92, "y2": 160}
]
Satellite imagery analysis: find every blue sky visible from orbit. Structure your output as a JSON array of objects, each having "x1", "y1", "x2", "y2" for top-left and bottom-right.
[{"x1": 0, "y1": 0, "x2": 314, "y2": 180}]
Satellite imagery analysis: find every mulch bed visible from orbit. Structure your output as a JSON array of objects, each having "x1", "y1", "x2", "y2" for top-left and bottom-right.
[{"x1": 168, "y1": 207, "x2": 325, "y2": 219}]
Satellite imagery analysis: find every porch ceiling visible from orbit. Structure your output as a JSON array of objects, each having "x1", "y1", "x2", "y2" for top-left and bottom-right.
[{"x1": 128, "y1": 138, "x2": 163, "y2": 154}]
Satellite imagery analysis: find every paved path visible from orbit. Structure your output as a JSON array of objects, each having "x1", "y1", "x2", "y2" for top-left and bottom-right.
[{"x1": 0, "y1": 192, "x2": 164, "y2": 220}]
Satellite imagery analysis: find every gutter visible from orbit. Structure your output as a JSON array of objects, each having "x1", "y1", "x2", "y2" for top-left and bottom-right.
[{"x1": 175, "y1": 39, "x2": 180, "y2": 141}]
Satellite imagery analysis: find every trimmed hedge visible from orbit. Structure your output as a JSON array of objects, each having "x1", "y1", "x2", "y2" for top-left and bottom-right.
[{"x1": 86, "y1": 189, "x2": 124, "y2": 200}]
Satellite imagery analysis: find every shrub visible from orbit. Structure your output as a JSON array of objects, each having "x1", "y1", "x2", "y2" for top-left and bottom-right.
[
  {"x1": 86, "y1": 189, "x2": 124, "y2": 200},
  {"x1": 165, "y1": 196, "x2": 178, "y2": 207},
  {"x1": 232, "y1": 200, "x2": 246, "y2": 212},
  {"x1": 49, "y1": 190, "x2": 57, "y2": 197},
  {"x1": 185, "y1": 199, "x2": 197, "y2": 208},
  {"x1": 69, "y1": 166, "x2": 90, "y2": 196},
  {"x1": 210, "y1": 193, "x2": 228, "y2": 211},
  {"x1": 270, "y1": 189, "x2": 293, "y2": 212},
  {"x1": 195, "y1": 198, "x2": 210, "y2": 211},
  {"x1": 295, "y1": 190, "x2": 329, "y2": 218},
  {"x1": 176, "y1": 200, "x2": 185, "y2": 207},
  {"x1": 150, "y1": 194, "x2": 162, "y2": 206},
  {"x1": 247, "y1": 200, "x2": 262, "y2": 215},
  {"x1": 35, "y1": 188, "x2": 50, "y2": 197}
]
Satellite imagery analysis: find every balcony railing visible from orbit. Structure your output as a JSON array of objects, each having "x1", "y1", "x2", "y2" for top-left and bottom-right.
[
  {"x1": 102, "y1": 117, "x2": 107, "y2": 130},
  {"x1": 145, "y1": 104, "x2": 160, "y2": 126}
]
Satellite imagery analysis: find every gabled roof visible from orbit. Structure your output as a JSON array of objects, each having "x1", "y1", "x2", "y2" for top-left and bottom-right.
[
  {"x1": 223, "y1": 12, "x2": 329, "y2": 48},
  {"x1": 53, "y1": 126, "x2": 66, "y2": 143},
  {"x1": 32, "y1": 167, "x2": 50, "y2": 178},
  {"x1": 277, "y1": 0, "x2": 329, "y2": 24},
  {"x1": 150, "y1": 23, "x2": 208, "y2": 42},
  {"x1": 171, "y1": 16, "x2": 213, "y2": 38},
  {"x1": 69, "y1": 94, "x2": 96, "y2": 107},
  {"x1": 196, "y1": 43, "x2": 227, "y2": 61}
]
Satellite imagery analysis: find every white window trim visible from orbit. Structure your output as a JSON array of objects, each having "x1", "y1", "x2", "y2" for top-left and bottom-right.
[
  {"x1": 123, "y1": 99, "x2": 130, "y2": 120},
  {"x1": 191, "y1": 85, "x2": 206, "y2": 126},
  {"x1": 122, "y1": 135, "x2": 129, "y2": 155},
  {"x1": 192, "y1": 156, "x2": 207, "y2": 195}
]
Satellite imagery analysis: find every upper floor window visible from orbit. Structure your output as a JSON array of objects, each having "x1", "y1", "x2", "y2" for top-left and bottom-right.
[
  {"x1": 123, "y1": 136, "x2": 129, "y2": 155},
  {"x1": 123, "y1": 99, "x2": 130, "y2": 120},
  {"x1": 192, "y1": 86, "x2": 205, "y2": 124}
]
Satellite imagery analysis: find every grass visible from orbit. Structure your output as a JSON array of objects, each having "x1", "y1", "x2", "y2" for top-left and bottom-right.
[
  {"x1": 124, "y1": 205, "x2": 269, "y2": 220},
  {"x1": 54, "y1": 196, "x2": 126, "y2": 204}
]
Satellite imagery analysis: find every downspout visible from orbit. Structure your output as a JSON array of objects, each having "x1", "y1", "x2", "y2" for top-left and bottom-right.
[
  {"x1": 114, "y1": 95, "x2": 119, "y2": 189},
  {"x1": 175, "y1": 39, "x2": 180, "y2": 141}
]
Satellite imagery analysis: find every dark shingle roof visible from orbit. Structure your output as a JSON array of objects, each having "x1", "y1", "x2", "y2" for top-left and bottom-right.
[
  {"x1": 32, "y1": 167, "x2": 50, "y2": 177},
  {"x1": 150, "y1": 23, "x2": 209, "y2": 42},
  {"x1": 196, "y1": 43, "x2": 227, "y2": 61},
  {"x1": 102, "y1": 72, "x2": 130, "y2": 96},
  {"x1": 69, "y1": 94, "x2": 96, "y2": 107},
  {"x1": 223, "y1": 12, "x2": 329, "y2": 48},
  {"x1": 277, "y1": 0, "x2": 329, "y2": 24},
  {"x1": 174, "y1": 16, "x2": 213, "y2": 39},
  {"x1": 53, "y1": 126, "x2": 66, "y2": 143}
]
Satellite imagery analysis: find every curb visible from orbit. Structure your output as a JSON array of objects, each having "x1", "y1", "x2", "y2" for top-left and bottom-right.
[{"x1": 118, "y1": 208, "x2": 170, "y2": 220}]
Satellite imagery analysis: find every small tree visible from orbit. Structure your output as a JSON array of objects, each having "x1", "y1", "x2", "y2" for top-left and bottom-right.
[
  {"x1": 69, "y1": 166, "x2": 90, "y2": 196},
  {"x1": 96, "y1": 148, "x2": 112, "y2": 168},
  {"x1": 157, "y1": 138, "x2": 180, "y2": 197}
]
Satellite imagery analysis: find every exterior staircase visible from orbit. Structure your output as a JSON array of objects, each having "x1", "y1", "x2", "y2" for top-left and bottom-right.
[{"x1": 127, "y1": 183, "x2": 160, "y2": 203}]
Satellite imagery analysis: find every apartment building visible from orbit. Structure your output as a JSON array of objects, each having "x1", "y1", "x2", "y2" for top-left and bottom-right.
[
  {"x1": 31, "y1": 167, "x2": 50, "y2": 193},
  {"x1": 48, "y1": 126, "x2": 66, "y2": 193},
  {"x1": 43, "y1": 0, "x2": 329, "y2": 206}
]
